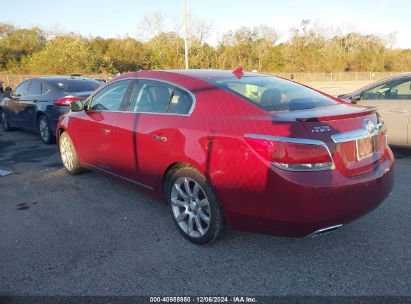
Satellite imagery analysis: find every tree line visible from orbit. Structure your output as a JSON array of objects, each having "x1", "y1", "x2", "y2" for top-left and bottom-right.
[{"x1": 1, "y1": 18, "x2": 410, "y2": 75}]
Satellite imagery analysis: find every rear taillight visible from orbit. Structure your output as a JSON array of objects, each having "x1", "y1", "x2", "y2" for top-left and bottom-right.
[
  {"x1": 245, "y1": 134, "x2": 334, "y2": 171},
  {"x1": 54, "y1": 96, "x2": 80, "y2": 106}
]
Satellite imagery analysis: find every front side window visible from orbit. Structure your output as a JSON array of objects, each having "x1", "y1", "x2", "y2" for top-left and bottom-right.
[
  {"x1": 89, "y1": 80, "x2": 132, "y2": 111},
  {"x1": 129, "y1": 80, "x2": 193, "y2": 114},
  {"x1": 27, "y1": 80, "x2": 42, "y2": 96},
  {"x1": 208, "y1": 76, "x2": 338, "y2": 112},
  {"x1": 362, "y1": 78, "x2": 411, "y2": 100},
  {"x1": 15, "y1": 81, "x2": 31, "y2": 97}
]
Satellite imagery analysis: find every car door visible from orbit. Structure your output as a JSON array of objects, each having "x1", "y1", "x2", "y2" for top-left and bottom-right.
[
  {"x1": 7, "y1": 80, "x2": 31, "y2": 126},
  {"x1": 358, "y1": 77, "x2": 411, "y2": 146},
  {"x1": 114, "y1": 79, "x2": 194, "y2": 189},
  {"x1": 20, "y1": 79, "x2": 42, "y2": 130},
  {"x1": 73, "y1": 79, "x2": 134, "y2": 171}
]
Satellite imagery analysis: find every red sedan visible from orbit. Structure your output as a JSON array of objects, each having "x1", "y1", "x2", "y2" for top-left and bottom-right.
[{"x1": 57, "y1": 69, "x2": 394, "y2": 244}]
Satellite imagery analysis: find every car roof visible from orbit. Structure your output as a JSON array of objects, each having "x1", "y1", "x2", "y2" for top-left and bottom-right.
[
  {"x1": 161, "y1": 69, "x2": 269, "y2": 79},
  {"x1": 33, "y1": 76, "x2": 96, "y2": 82}
]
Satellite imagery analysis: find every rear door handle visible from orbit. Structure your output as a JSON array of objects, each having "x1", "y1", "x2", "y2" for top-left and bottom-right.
[
  {"x1": 100, "y1": 128, "x2": 111, "y2": 134},
  {"x1": 153, "y1": 135, "x2": 167, "y2": 141}
]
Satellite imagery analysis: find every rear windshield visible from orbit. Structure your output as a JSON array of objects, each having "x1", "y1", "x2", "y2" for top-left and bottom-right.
[
  {"x1": 53, "y1": 79, "x2": 100, "y2": 93},
  {"x1": 208, "y1": 76, "x2": 338, "y2": 111}
]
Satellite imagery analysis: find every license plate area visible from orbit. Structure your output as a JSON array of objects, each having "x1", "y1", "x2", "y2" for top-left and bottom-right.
[{"x1": 356, "y1": 136, "x2": 376, "y2": 160}]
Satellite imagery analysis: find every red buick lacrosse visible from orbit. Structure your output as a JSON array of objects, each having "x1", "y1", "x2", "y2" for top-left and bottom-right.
[{"x1": 57, "y1": 69, "x2": 394, "y2": 244}]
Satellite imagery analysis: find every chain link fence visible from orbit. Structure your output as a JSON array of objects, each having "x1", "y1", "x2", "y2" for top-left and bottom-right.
[
  {"x1": 0, "y1": 72, "x2": 408, "y2": 89},
  {"x1": 273, "y1": 71, "x2": 406, "y2": 82},
  {"x1": 0, "y1": 74, "x2": 109, "y2": 88}
]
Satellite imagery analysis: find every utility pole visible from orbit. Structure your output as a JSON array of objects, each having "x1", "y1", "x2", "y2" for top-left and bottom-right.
[{"x1": 184, "y1": 0, "x2": 189, "y2": 69}]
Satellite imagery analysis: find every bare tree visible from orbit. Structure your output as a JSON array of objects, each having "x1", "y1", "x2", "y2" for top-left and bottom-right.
[{"x1": 138, "y1": 11, "x2": 166, "y2": 40}]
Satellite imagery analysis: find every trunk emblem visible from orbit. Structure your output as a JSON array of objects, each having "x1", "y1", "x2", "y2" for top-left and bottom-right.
[{"x1": 365, "y1": 120, "x2": 376, "y2": 134}]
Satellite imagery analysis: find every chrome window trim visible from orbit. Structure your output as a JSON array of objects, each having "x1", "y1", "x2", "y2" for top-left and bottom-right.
[
  {"x1": 86, "y1": 77, "x2": 196, "y2": 116},
  {"x1": 244, "y1": 133, "x2": 335, "y2": 171}
]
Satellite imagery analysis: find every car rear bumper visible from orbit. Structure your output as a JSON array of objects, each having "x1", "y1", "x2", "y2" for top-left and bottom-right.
[{"x1": 221, "y1": 148, "x2": 394, "y2": 237}]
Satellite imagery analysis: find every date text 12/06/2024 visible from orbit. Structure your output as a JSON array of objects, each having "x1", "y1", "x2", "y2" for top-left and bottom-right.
[{"x1": 149, "y1": 296, "x2": 257, "y2": 303}]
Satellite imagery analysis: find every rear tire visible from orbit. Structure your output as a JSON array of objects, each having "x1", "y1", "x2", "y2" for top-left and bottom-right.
[
  {"x1": 59, "y1": 132, "x2": 83, "y2": 175},
  {"x1": 164, "y1": 166, "x2": 223, "y2": 245},
  {"x1": 0, "y1": 110, "x2": 12, "y2": 132},
  {"x1": 38, "y1": 115, "x2": 55, "y2": 144}
]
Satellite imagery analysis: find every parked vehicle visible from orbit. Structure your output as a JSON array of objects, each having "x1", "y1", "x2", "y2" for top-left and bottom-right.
[
  {"x1": 338, "y1": 73, "x2": 411, "y2": 147},
  {"x1": 57, "y1": 69, "x2": 394, "y2": 244},
  {"x1": 0, "y1": 76, "x2": 101, "y2": 144}
]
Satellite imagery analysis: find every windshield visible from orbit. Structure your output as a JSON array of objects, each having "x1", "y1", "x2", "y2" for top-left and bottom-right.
[{"x1": 208, "y1": 76, "x2": 338, "y2": 111}]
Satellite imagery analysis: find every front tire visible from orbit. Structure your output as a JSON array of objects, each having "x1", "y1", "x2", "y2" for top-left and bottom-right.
[
  {"x1": 0, "y1": 110, "x2": 12, "y2": 131},
  {"x1": 59, "y1": 132, "x2": 83, "y2": 175},
  {"x1": 38, "y1": 115, "x2": 55, "y2": 144},
  {"x1": 165, "y1": 167, "x2": 223, "y2": 245}
]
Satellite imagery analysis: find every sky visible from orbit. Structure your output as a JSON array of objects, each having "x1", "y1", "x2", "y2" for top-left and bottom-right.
[{"x1": 2, "y1": 0, "x2": 411, "y2": 48}]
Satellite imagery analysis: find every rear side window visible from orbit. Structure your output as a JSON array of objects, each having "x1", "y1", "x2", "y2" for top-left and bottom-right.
[
  {"x1": 42, "y1": 82, "x2": 51, "y2": 94},
  {"x1": 89, "y1": 80, "x2": 132, "y2": 111},
  {"x1": 130, "y1": 80, "x2": 193, "y2": 114},
  {"x1": 15, "y1": 81, "x2": 30, "y2": 96},
  {"x1": 208, "y1": 76, "x2": 338, "y2": 111},
  {"x1": 27, "y1": 80, "x2": 42, "y2": 96},
  {"x1": 54, "y1": 79, "x2": 100, "y2": 93}
]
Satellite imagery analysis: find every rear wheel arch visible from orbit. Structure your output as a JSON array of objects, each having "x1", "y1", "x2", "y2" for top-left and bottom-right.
[
  {"x1": 57, "y1": 128, "x2": 66, "y2": 147},
  {"x1": 162, "y1": 162, "x2": 196, "y2": 194},
  {"x1": 36, "y1": 111, "x2": 45, "y2": 123}
]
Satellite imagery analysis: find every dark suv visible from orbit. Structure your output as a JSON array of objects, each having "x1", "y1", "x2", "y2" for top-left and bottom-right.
[{"x1": 0, "y1": 76, "x2": 100, "y2": 143}]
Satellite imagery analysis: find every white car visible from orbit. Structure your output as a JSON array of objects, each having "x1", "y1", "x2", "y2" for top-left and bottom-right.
[{"x1": 338, "y1": 73, "x2": 411, "y2": 147}]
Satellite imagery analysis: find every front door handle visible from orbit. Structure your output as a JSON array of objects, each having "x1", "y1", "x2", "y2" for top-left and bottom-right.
[
  {"x1": 153, "y1": 135, "x2": 167, "y2": 141},
  {"x1": 100, "y1": 128, "x2": 111, "y2": 134}
]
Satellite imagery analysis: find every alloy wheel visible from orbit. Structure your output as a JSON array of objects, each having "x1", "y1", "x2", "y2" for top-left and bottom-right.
[
  {"x1": 39, "y1": 117, "x2": 50, "y2": 142},
  {"x1": 171, "y1": 177, "x2": 211, "y2": 238},
  {"x1": 60, "y1": 136, "x2": 75, "y2": 171}
]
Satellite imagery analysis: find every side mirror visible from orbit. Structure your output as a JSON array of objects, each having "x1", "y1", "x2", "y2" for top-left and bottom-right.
[
  {"x1": 390, "y1": 88, "x2": 399, "y2": 95},
  {"x1": 70, "y1": 100, "x2": 84, "y2": 112},
  {"x1": 351, "y1": 94, "x2": 361, "y2": 104}
]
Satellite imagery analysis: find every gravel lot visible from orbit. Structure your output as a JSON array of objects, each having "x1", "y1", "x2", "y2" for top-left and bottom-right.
[{"x1": 0, "y1": 129, "x2": 410, "y2": 296}]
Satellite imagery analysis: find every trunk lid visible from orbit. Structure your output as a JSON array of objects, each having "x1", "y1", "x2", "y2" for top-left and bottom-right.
[
  {"x1": 272, "y1": 104, "x2": 386, "y2": 177},
  {"x1": 64, "y1": 90, "x2": 94, "y2": 99}
]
